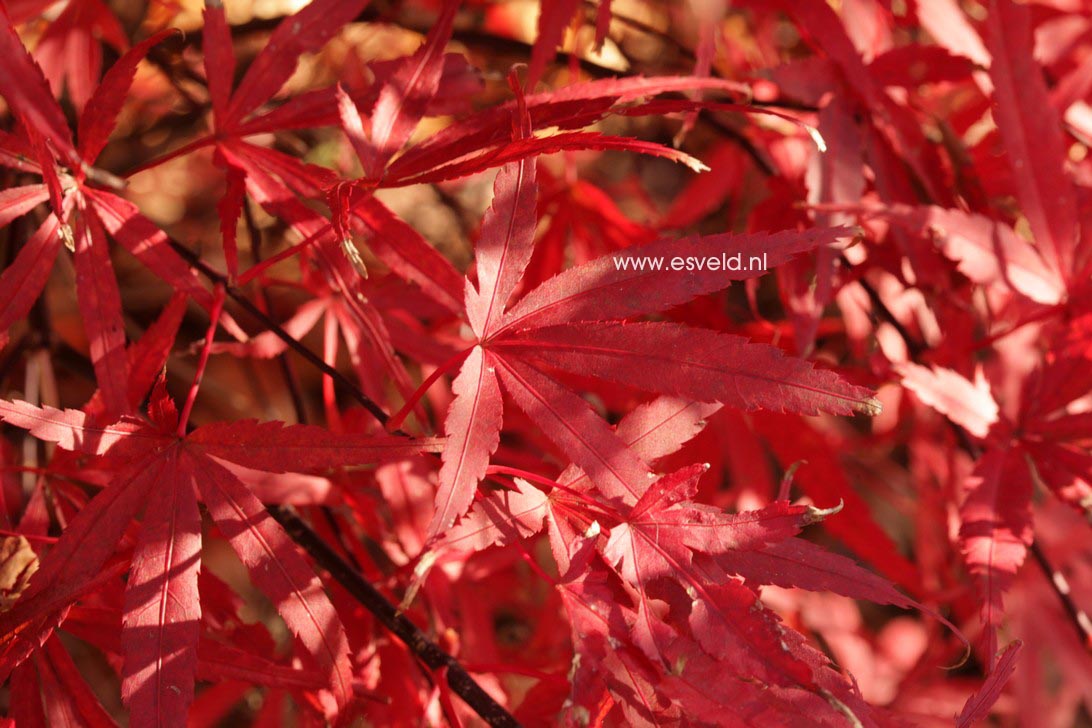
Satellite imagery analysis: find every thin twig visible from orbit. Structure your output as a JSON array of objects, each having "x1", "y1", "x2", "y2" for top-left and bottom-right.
[
  {"x1": 1029, "y1": 542, "x2": 1092, "y2": 650},
  {"x1": 268, "y1": 504, "x2": 521, "y2": 728}
]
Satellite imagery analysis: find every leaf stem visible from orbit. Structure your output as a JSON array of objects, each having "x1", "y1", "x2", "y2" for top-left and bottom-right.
[
  {"x1": 123, "y1": 136, "x2": 216, "y2": 178},
  {"x1": 0, "y1": 528, "x2": 58, "y2": 544},
  {"x1": 386, "y1": 345, "x2": 474, "y2": 433},
  {"x1": 178, "y1": 284, "x2": 225, "y2": 435},
  {"x1": 485, "y1": 465, "x2": 616, "y2": 515},
  {"x1": 237, "y1": 222, "x2": 331, "y2": 286}
]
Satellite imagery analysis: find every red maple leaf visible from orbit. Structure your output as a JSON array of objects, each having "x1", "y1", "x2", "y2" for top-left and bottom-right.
[{"x1": 0, "y1": 384, "x2": 438, "y2": 724}]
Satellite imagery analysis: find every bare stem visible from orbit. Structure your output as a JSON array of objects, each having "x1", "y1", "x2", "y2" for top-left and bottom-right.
[{"x1": 267, "y1": 504, "x2": 522, "y2": 728}]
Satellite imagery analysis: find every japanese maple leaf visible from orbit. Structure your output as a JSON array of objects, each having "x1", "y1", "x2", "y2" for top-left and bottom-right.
[
  {"x1": 0, "y1": 18, "x2": 224, "y2": 416},
  {"x1": 897, "y1": 359, "x2": 1092, "y2": 662},
  {"x1": 602, "y1": 465, "x2": 839, "y2": 668},
  {"x1": 3, "y1": 464, "x2": 337, "y2": 725},
  {"x1": 410, "y1": 136, "x2": 877, "y2": 538},
  {"x1": 0, "y1": 393, "x2": 440, "y2": 726},
  {"x1": 555, "y1": 513, "x2": 880, "y2": 725},
  {"x1": 813, "y1": 0, "x2": 1089, "y2": 313},
  {"x1": 317, "y1": 17, "x2": 724, "y2": 297},
  {"x1": 9, "y1": 0, "x2": 128, "y2": 112},
  {"x1": 207, "y1": 71, "x2": 742, "y2": 425},
  {"x1": 172, "y1": 0, "x2": 755, "y2": 312},
  {"x1": 422, "y1": 396, "x2": 924, "y2": 722},
  {"x1": 599, "y1": 462, "x2": 941, "y2": 706},
  {"x1": 430, "y1": 403, "x2": 937, "y2": 722},
  {"x1": 180, "y1": 0, "x2": 369, "y2": 279}
]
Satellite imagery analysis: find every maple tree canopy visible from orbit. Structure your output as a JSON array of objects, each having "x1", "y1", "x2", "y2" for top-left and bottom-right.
[{"x1": 0, "y1": 0, "x2": 1089, "y2": 726}]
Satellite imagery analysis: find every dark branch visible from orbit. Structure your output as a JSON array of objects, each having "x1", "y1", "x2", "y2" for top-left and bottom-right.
[
  {"x1": 1029, "y1": 541, "x2": 1092, "y2": 652},
  {"x1": 268, "y1": 504, "x2": 522, "y2": 728}
]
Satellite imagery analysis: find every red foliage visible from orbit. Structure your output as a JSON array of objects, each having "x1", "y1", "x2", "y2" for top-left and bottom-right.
[{"x1": 0, "y1": 0, "x2": 1090, "y2": 725}]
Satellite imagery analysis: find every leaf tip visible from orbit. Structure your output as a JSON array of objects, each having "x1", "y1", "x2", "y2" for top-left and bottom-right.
[
  {"x1": 59, "y1": 223, "x2": 75, "y2": 252},
  {"x1": 859, "y1": 396, "x2": 883, "y2": 416},
  {"x1": 687, "y1": 157, "x2": 711, "y2": 173},
  {"x1": 340, "y1": 238, "x2": 369, "y2": 278},
  {"x1": 398, "y1": 550, "x2": 438, "y2": 614},
  {"x1": 805, "y1": 124, "x2": 827, "y2": 153},
  {"x1": 803, "y1": 498, "x2": 844, "y2": 525}
]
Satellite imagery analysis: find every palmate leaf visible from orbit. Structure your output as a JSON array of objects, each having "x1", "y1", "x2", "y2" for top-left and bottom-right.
[
  {"x1": 423, "y1": 352, "x2": 935, "y2": 723},
  {"x1": 210, "y1": 0, "x2": 370, "y2": 130},
  {"x1": 181, "y1": 0, "x2": 369, "y2": 287},
  {"x1": 553, "y1": 508, "x2": 879, "y2": 725},
  {"x1": 425, "y1": 143, "x2": 875, "y2": 537},
  {"x1": 0, "y1": 15, "x2": 229, "y2": 403},
  {"x1": 0, "y1": 397, "x2": 439, "y2": 725}
]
